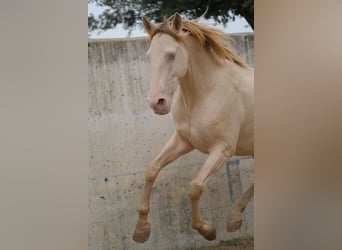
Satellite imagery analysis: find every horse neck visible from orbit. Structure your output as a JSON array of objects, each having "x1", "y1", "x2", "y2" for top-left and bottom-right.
[{"x1": 178, "y1": 37, "x2": 218, "y2": 106}]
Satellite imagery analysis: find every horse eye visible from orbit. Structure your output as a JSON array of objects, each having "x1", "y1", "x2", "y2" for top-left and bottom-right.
[{"x1": 166, "y1": 52, "x2": 176, "y2": 62}]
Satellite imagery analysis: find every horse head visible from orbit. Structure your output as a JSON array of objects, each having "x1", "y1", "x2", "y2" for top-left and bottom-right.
[{"x1": 143, "y1": 13, "x2": 188, "y2": 115}]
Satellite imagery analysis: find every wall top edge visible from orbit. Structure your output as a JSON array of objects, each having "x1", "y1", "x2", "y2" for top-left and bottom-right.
[{"x1": 88, "y1": 32, "x2": 254, "y2": 44}]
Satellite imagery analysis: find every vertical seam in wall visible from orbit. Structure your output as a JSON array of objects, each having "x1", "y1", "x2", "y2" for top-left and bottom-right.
[
  {"x1": 226, "y1": 159, "x2": 241, "y2": 202},
  {"x1": 244, "y1": 35, "x2": 251, "y2": 66}
]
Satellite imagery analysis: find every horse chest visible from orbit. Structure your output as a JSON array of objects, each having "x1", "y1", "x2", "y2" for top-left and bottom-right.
[{"x1": 174, "y1": 114, "x2": 224, "y2": 154}]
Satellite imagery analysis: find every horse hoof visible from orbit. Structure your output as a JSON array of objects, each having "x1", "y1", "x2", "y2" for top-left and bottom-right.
[
  {"x1": 132, "y1": 223, "x2": 151, "y2": 243},
  {"x1": 199, "y1": 223, "x2": 216, "y2": 241},
  {"x1": 204, "y1": 227, "x2": 216, "y2": 241},
  {"x1": 226, "y1": 219, "x2": 242, "y2": 232}
]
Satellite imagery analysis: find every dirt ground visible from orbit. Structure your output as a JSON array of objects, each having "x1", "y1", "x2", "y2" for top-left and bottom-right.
[{"x1": 193, "y1": 237, "x2": 254, "y2": 250}]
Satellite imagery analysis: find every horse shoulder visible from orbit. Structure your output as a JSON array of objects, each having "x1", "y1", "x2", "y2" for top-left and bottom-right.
[{"x1": 172, "y1": 95, "x2": 192, "y2": 140}]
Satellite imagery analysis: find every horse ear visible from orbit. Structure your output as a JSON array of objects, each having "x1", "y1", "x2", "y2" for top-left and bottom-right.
[
  {"x1": 142, "y1": 16, "x2": 157, "y2": 37},
  {"x1": 171, "y1": 13, "x2": 183, "y2": 33}
]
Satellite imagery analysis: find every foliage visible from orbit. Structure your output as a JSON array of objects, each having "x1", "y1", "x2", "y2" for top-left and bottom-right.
[
  {"x1": 88, "y1": 0, "x2": 254, "y2": 33},
  {"x1": 220, "y1": 238, "x2": 241, "y2": 246}
]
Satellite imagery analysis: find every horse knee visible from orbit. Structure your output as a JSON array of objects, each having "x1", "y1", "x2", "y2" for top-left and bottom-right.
[
  {"x1": 145, "y1": 164, "x2": 158, "y2": 183},
  {"x1": 188, "y1": 180, "x2": 204, "y2": 201},
  {"x1": 145, "y1": 160, "x2": 159, "y2": 183}
]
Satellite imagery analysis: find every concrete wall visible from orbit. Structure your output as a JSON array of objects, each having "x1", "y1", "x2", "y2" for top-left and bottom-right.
[{"x1": 88, "y1": 33, "x2": 254, "y2": 250}]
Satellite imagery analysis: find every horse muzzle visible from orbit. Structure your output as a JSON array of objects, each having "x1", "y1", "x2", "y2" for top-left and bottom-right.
[{"x1": 148, "y1": 97, "x2": 170, "y2": 115}]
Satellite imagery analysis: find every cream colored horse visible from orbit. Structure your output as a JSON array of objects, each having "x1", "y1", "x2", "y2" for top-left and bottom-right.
[{"x1": 133, "y1": 13, "x2": 254, "y2": 243}]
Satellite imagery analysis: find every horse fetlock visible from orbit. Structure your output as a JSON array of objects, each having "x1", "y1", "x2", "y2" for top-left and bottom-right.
[
  {"x1": 227, "y1": 211, "x2": 243, "y2": 232},
  {"x1": 137, "y1": 205, "x2": 149, "y2": 215},
  {"x1": 229, "y1": 209, "x2": 242, "y2": 221},
  {"x1": 191, "y1": 221, "x2": 203, "y2": 230},
  {"x1": 227, "y1": 218, "x2": 242, "y2": 232}
]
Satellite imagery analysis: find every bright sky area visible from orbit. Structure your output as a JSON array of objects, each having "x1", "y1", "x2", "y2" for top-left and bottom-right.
[{"x1": 88, "y1": 3, "x2": 253, "y2": 38}]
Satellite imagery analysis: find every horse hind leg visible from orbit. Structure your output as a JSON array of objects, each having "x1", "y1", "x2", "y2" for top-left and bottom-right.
[{"x1": 227, "y1": 183, "x2": 254, "y2": 232}]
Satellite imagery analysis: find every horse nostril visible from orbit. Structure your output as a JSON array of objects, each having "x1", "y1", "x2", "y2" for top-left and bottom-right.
[{"x1": 157, "y1": 98, "x2": 166, "y2": 107}]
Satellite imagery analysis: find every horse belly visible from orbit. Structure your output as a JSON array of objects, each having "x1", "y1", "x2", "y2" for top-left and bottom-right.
[
  {"x1": 235, "y1": 139, "x2": 253, "y2": 156},
  {"x1": 235, "y1": 126, "x2": 254, "y2": 156}
]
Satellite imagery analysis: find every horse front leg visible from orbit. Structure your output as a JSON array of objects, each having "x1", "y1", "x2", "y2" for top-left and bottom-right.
[
  {"x1": 132, "y1": 132, "x2": 193, "y2": 243},
  {"x1": 188, "y1": 145, "x2": 230, "y2": 241}
]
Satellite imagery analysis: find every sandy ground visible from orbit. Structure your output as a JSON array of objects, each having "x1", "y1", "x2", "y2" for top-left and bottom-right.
[{"x1": 192, "y1": 237, "x2": 254, "y2": 250}]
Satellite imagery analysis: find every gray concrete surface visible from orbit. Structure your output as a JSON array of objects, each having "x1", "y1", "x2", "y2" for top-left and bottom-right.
[{"x1": 88, "y1": 33, "x2": 254, "y2": 250}]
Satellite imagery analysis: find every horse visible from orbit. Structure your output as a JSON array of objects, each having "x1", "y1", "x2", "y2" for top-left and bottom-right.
[{"x1": 133, "y1": 13, "x2": 254, "y2": 243}]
